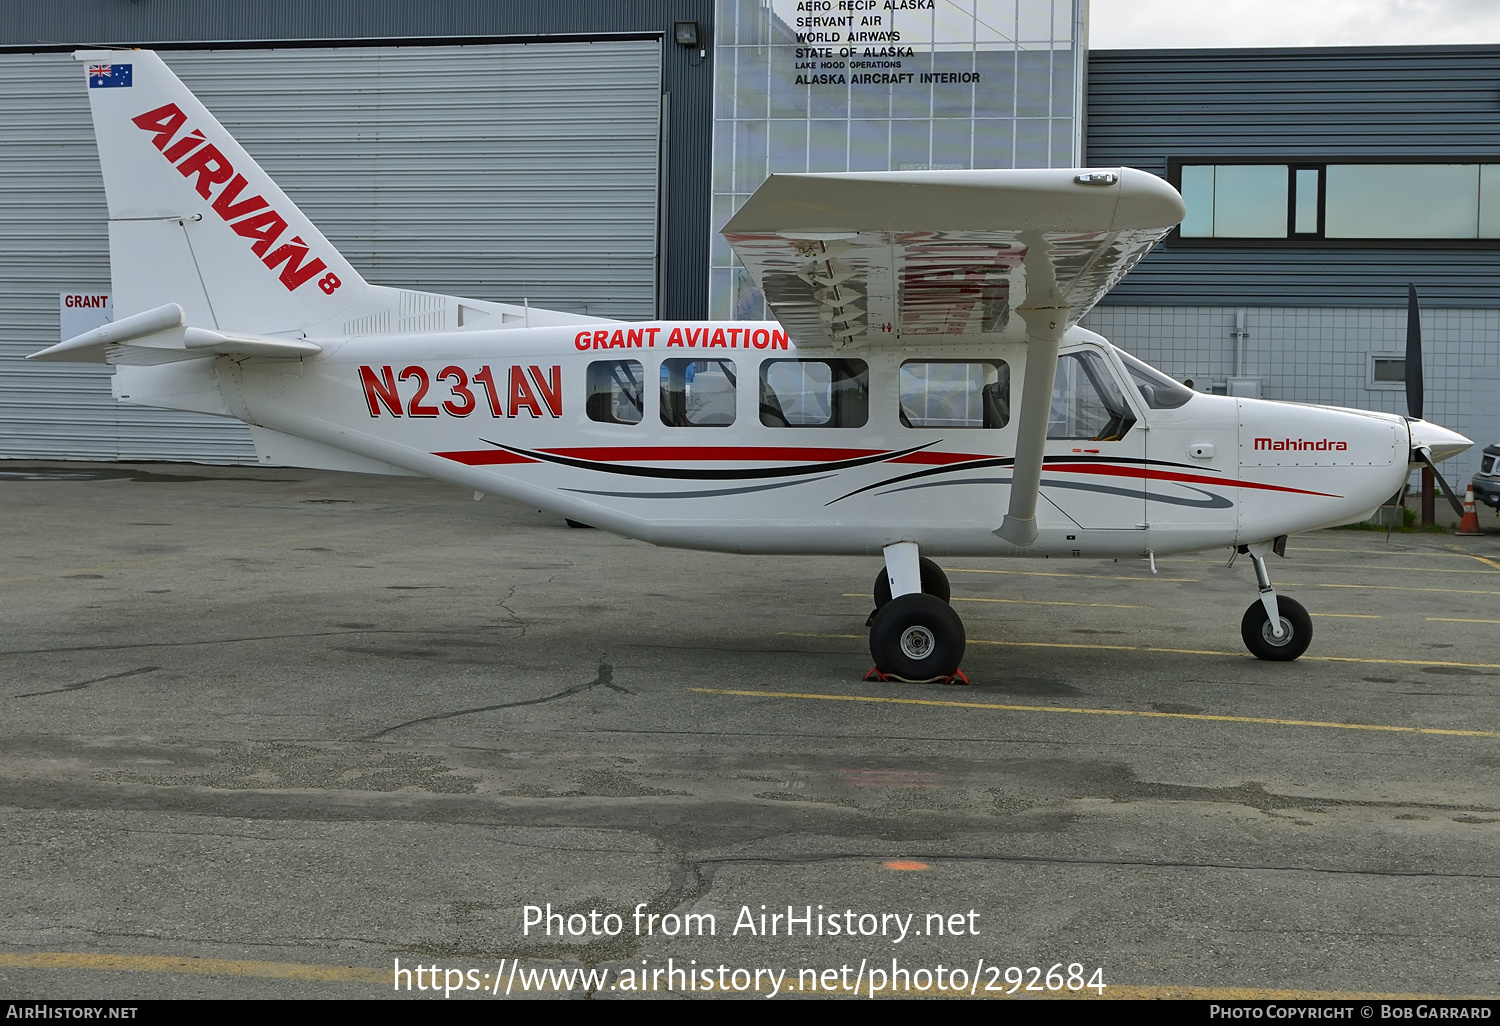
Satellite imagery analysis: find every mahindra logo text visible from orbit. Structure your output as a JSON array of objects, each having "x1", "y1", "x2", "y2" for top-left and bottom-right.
[
  {"x1": 1253, "y1": 438, "x2": 1349, "y2": 451},
  {"x1": 131, "y1": 103, "x2": 340, "y2": 296}
]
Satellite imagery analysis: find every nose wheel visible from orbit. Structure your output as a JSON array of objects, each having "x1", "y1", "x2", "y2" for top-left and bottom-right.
[
  {"x1": 1238, "y1": 540, "x2": 1313, "y2": 661},
  {"x1": 1241, "y1": 595, "x2": 1312, "y2": 661}
]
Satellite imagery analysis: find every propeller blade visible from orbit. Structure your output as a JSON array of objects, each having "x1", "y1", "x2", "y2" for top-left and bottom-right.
[
  {"x1": 1405, "y1": 283, "x2": 1424, "y2": 422},
  {"x1": 1414, "y1": 446, "x2": 1466, "y2": 519}
]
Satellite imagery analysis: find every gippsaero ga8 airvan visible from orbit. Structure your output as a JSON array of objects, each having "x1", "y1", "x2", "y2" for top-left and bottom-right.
[{"x1": 36, "y1": 50, "x2": 1473, "y2": 681}]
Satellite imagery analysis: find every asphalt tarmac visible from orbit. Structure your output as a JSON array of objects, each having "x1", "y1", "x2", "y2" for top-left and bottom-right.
[{"x1": 1, "y1": 461, "x2": 1497, "y2": 1000}]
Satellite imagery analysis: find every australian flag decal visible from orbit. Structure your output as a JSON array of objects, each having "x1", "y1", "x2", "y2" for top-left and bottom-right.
[{"x1": 88, "y1": 63, "x2": 132, "y2": 88}]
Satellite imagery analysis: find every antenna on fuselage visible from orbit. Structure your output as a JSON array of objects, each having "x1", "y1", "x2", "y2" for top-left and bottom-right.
[{"x1": 524, "y1": 297, "x2": 530, "y2": 329}]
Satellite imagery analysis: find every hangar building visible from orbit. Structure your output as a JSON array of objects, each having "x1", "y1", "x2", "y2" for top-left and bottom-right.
[{"x1": 0, "y1": 2, "x2": 1491, "y2": 481}]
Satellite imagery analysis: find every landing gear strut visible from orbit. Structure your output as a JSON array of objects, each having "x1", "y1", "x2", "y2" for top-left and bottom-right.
[
  {"x1": 867, "y1": 542, "x2": 965, "y2": 680},
  {"x1": 1238, "y1": 539, "x2": 1312, "y2": 661},
  {"x1": 873, "y1": 555, "x2": 951, "y2": 608}
]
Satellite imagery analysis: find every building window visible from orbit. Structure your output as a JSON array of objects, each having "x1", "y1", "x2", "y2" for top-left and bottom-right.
[
  {"x1": 710, "y1": 0, "x2": 1085, "y2": 320},
  {"x1": 899, "y1": 361, "x2": 1009, "y2": 429},
  {"x1": 585, "y1": 360, "x2": 644, "y2": 424},
  {"x1": 1173, "y1": 160, "x2": 1500, "y2": 243},
  {"x1": 1180, "y1": 164, "x2": 1288, "y2": 238},
  {"x1": 660, "y1": 359, "x2": 736, "y2": 427},
  {"x1": 1369, "y1": 355, "x2": 1407, "y2": 390},
  {"x1": 759, "y1": 359, "x2": 869, "y2": 428}
]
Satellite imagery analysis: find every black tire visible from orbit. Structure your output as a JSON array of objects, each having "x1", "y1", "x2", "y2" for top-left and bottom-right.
[
  {"x1": 873, "y1": 557, "x2": 951, "y2": 607},
  {"x1": 1240, "y1": 596, "x2": 1313, "y2": 661},
  {"x1": 869, "y1": 593, "x2": 966, "y2": 680}
]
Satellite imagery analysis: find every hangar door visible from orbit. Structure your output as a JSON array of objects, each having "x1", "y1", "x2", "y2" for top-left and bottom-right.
[{"x1": 0, "y1": 41, "x2": 662, "y2": 462}]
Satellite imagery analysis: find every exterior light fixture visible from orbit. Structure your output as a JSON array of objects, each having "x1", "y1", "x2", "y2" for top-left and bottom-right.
[{"x1": 674, "y1": 21, "x2": 700, "y2": 47}]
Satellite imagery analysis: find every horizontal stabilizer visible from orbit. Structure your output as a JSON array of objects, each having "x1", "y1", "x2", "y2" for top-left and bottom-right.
[
  {"x1": 28, "y1": 303, "x2": 185, "y2": 361},
  {"x1": 182, "y1": 328, "x2": 322, "y2": 359},
  {"x1": 29, "y1": 302, "x2": 321, "y2": 364}
]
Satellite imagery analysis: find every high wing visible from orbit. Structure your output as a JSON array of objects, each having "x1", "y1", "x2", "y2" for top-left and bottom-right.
[
  {"x1": 725, "y1": 167, "x2": 1185, "y2": 548},
  {"x1": 722, "y1": 167, "x2": 1184, "y2": 349}
]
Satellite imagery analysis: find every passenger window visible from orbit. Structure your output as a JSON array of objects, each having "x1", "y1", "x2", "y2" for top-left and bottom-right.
[
  {"x1": 759, "y1": 359, "x2": 869, "y2": 428},
  {"x1": 899, "y1": 361, "x2": 1009, "y2": 429},
  {"x1": 1048, "y1": 351, "x2": 1137, "y2": 441},
  {"x1": 660, "y1": 359, "x2": 736, "y2": 427},
  {"x1": 585, "y1": 360, "x2": 644, "y2": 424}
]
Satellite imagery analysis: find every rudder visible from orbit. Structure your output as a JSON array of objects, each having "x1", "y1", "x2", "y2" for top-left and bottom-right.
[{"x1": 77, "y1": 50, "x2": 368, "y2": 334}]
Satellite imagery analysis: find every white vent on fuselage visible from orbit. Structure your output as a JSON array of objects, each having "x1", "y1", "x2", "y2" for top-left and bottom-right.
[
  {"x1": 399, "y1": 290, "x2": 448, "y2": 333},
  {"x1": 458, "y1": 304, "x2": 490, "y2": 328},
  {"x1": 343, "y1": 310, "x2": 392, "y2": 335}
]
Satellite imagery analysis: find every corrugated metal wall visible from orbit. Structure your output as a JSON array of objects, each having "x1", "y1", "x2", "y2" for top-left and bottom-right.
[
  {"x1": 170, "y1": 44, "x2": 663, "y2": 317},
  {"x1": 1088, "y1": 45, "x2": 1500, "y2": 307},
  {"x1": 0, "y1": 42, "x2": 661, "y2": 461},
  {"x1": 0, "y1": 53, "x2": 257, "y2": 462},
  {"x1": 0, "y1": 0, "x2": 716, "y2": 319}
]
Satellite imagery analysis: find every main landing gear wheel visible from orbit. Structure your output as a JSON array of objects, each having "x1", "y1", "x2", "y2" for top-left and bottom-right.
[
  {"x1": 873, "y1": 557, "x2": 951, "y2": 607},
  {"x1": 1240, "y1": 596, "x2": 1312, "y2": 661},
  {"x1": 869, "y1": 593, "x2": 966, "y2": 681}
]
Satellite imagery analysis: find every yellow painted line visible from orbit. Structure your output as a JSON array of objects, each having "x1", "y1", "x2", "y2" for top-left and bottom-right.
[
  {"x1": 855, "y1": 596, "x2": 1389, "y2": 618},
  {"x1": 1462, "y1": 553, "x2": 1500, "y2": 572},
  {"x1": 970, "y1": 638, "x2": 1237, "y2": 657},
  {"x1": 1264, "y1": 545, "x2": 1479, "y2": 557},
  {"x1": 938, "y1": 565, "x2": 1500, "y2": 595},
  {"x1": 779, "y1": 632, "x2": 1500, "y2": 670},
  {"x1": 1303, "y1": 653, "x2": 1500, "y2": 669},
  {"x1": 953, "y1": 596, "x2": 1146, "y2": 610},
  {"x1": 0, "y1": 951, "x2": 387, "y2": 984},
  {"x1": 693, "y1": 688, "x2": 1500, "y2": 739},
  {"x1": 1175, "y1": 559, "x2": 1500, "y2": 575},
  {"x1": 1310, "y1": 564, "x2": 1497, "y2": 575},
  {"x1": 945, "y1": 568, "x2": 1198, "y2": 583},
  {"x1": 841, "y1": 594, "x2": 1144, "y2": 610},
  {"x1": 1298, "y1": 564, "x2": 1500, "y2": 574},
  {"x1": 1429, "y1": 617, "x2": 1500, "y2": 624},
  {"x1": 0, "y1": 523, "x2": 414, "y2": 586},
  {"x1": 1312, "y1": 582, "x2": 1500, "y2": 596}
]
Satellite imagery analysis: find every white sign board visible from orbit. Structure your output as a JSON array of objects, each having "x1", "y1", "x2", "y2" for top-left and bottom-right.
[{"x1": 59, "y1": 292, "x2": 112, "y2": 341}]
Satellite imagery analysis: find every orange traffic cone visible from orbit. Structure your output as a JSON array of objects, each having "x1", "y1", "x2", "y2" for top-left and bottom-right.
[{"x1": 1458, "y1": 484, "x2": 1484, "y2": 536}]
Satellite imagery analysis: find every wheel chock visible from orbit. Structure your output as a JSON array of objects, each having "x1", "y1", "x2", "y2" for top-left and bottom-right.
[{"x1": 863, "y1": 666, "x2": 971, "y2": 686}]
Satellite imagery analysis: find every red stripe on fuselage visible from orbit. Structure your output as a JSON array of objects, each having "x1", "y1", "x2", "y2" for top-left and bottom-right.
[
  {"x1": 1044, "y1": 462, "x2": 1340, "y2": 498},
  {"x1": 539, "y1": 446, "x2": 886, "y2": 463},
  {"x1": 435, "y1": 450, "x2": 539, "y2": 466},
  {"x1": 435, "y1": 447, "x2": 1338, "y2": 499},
  {"x1": 887, "y1": 451, "x2": 994, "y2": 465}
]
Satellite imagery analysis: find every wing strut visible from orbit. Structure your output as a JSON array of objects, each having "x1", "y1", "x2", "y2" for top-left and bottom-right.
[{"x1": 995, "y1": 305, "x2": 1068, "y2": 547}]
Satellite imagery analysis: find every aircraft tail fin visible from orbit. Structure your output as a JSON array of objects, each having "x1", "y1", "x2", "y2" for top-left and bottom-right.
[{"x1": 75, "y1": 49, "x2": 368, "y2": 335}]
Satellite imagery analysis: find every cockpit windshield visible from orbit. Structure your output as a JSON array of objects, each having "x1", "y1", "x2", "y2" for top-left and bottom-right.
[{"x1": 1113, "y1": 347, "x2": 1197, "y2": 410}]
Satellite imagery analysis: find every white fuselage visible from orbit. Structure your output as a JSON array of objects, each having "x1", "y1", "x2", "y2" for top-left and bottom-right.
[{"x1": 123, "y1": 322, "x2": 1411, "y2": 559}]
